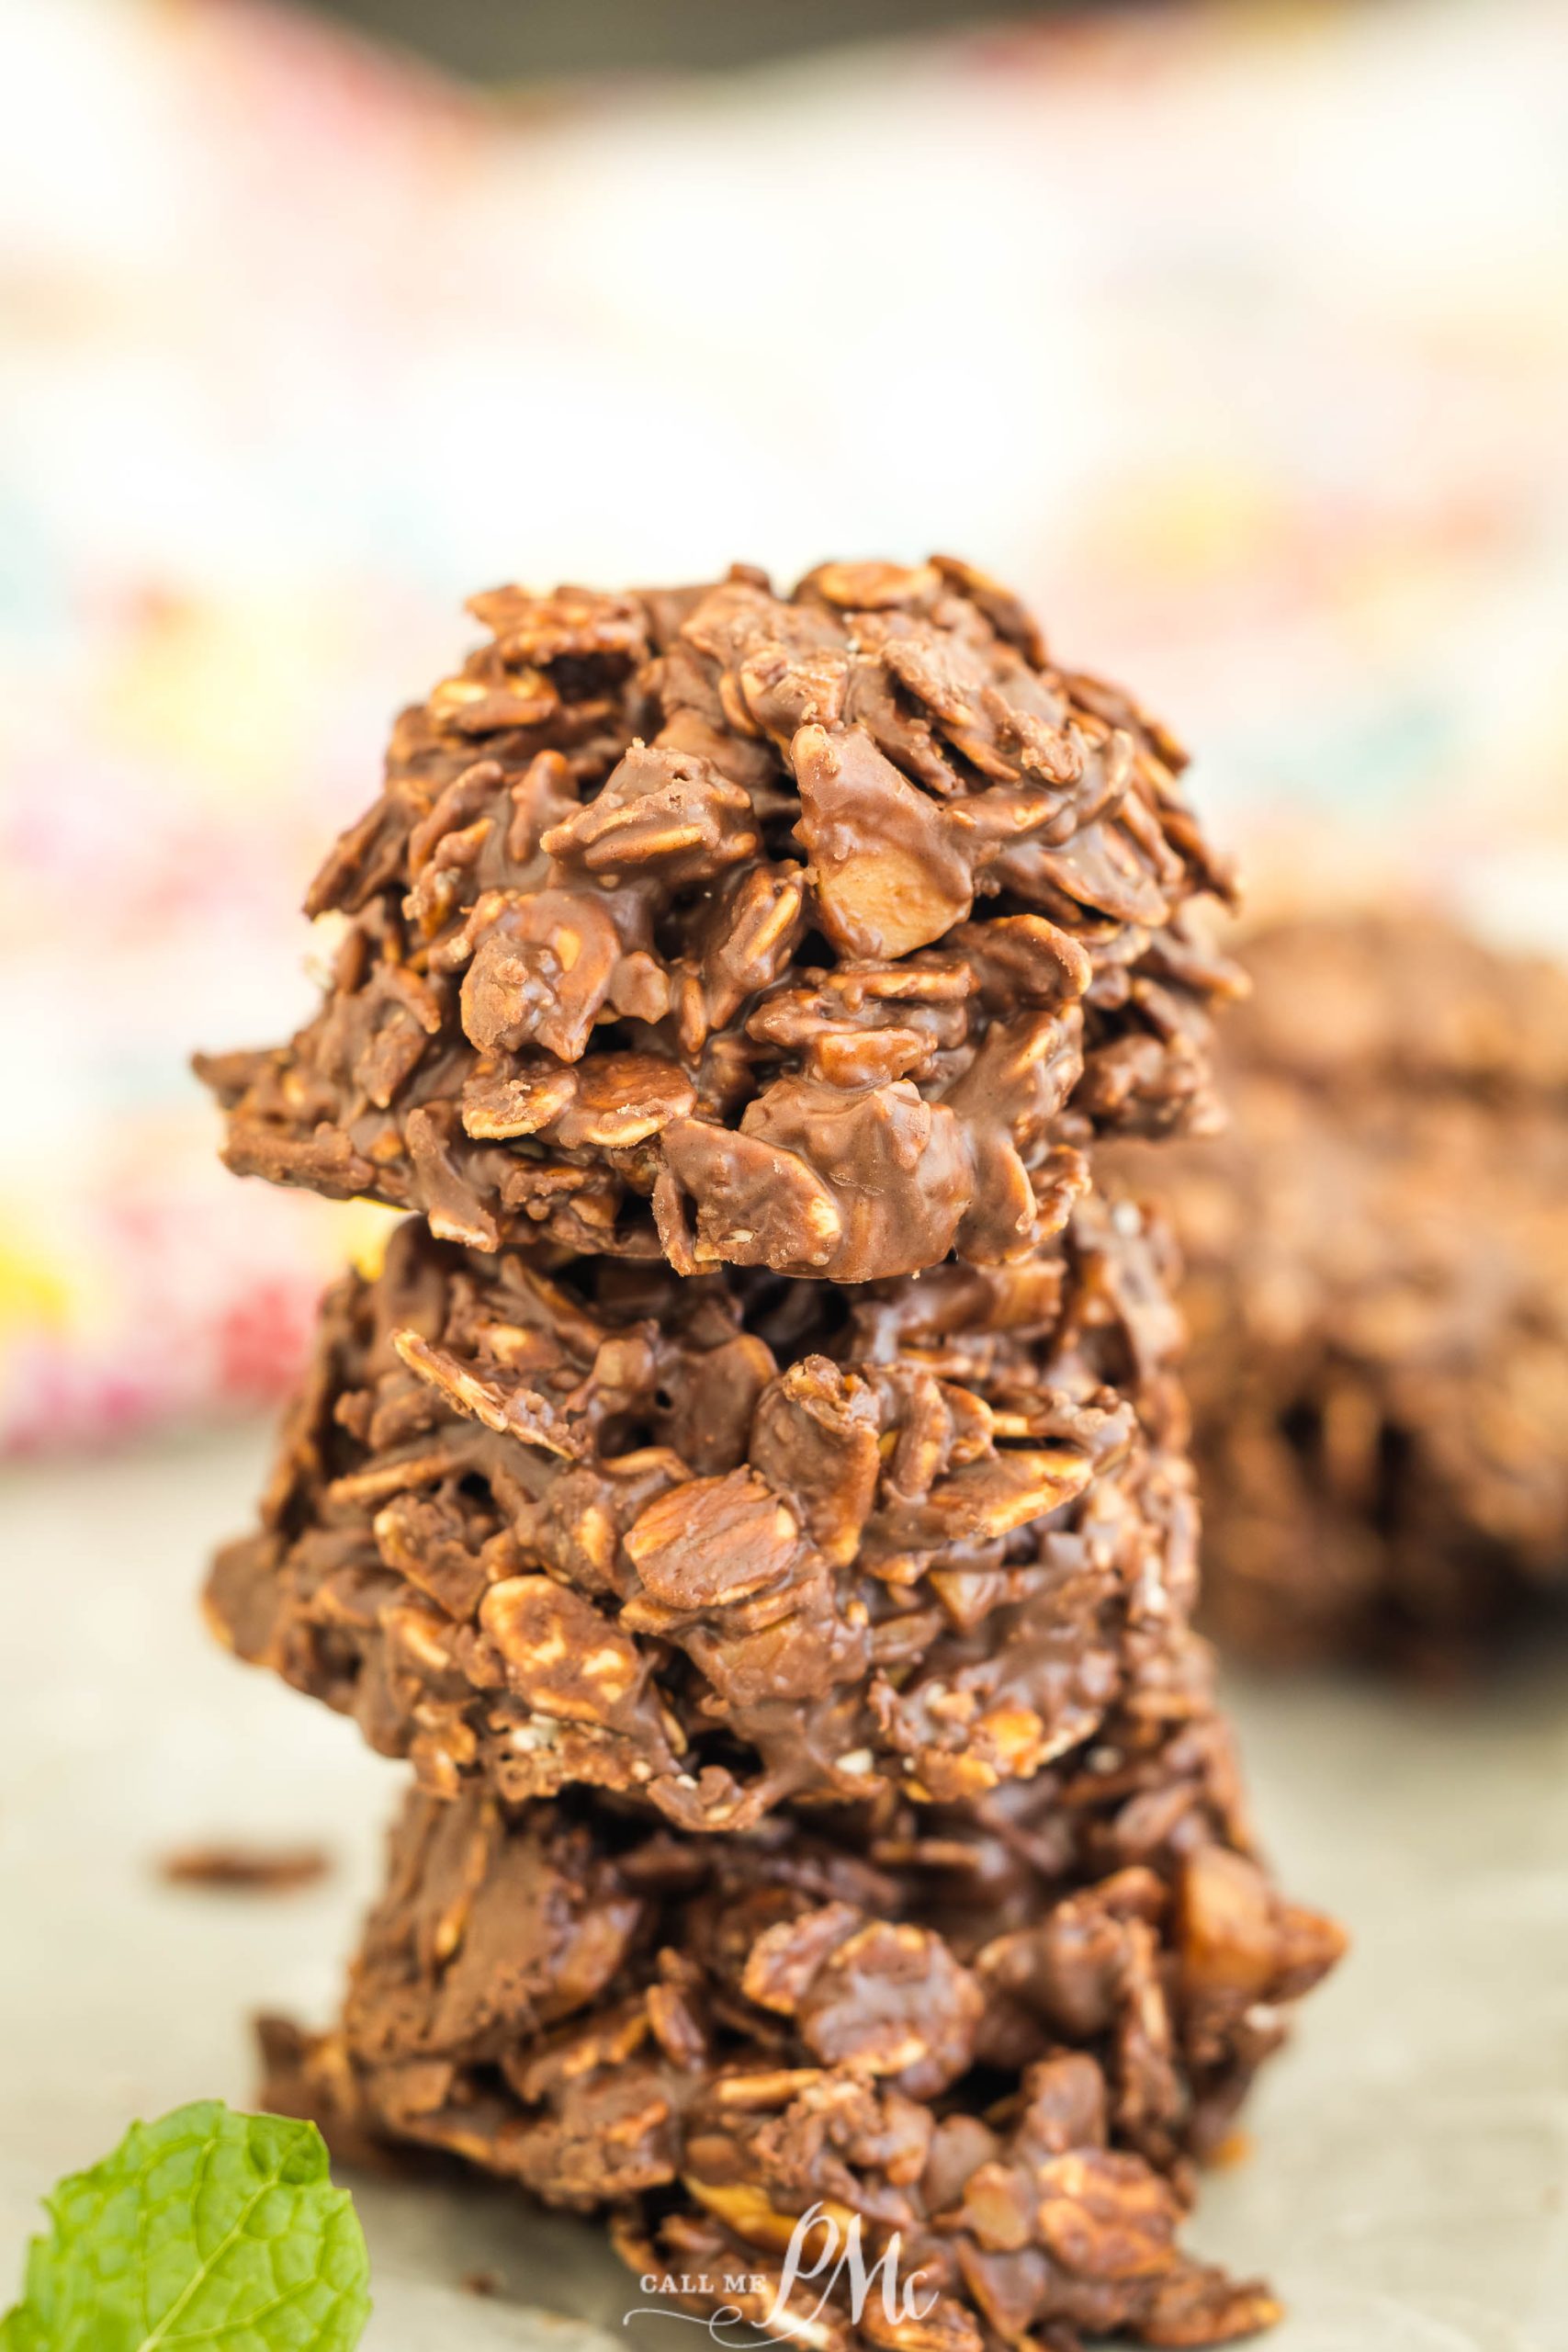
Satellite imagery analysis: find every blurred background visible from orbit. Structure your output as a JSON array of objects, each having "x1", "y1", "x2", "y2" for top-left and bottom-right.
[{"x1": 3, "y1": 0, "x2": 1566, "y2": 1455}]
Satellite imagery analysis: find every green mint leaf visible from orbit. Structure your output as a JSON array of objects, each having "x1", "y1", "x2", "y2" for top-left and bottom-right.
[{"x1": 1, "y1": 2099, "x2": 370, "y2": 2352}]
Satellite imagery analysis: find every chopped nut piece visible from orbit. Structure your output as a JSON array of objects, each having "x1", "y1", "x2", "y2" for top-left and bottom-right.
[
  {"x1": 626, "y1": 1473, "x2": 801, "y2": 1611},
  {"x1": 479, "y1": 1577, "x2": 647, "y2": 1726},
  {"x1": 794, "y1": 723, "x2": 974, "y2": 961},
  {"x1": 540, "y1": 742, "x2": 759, "y2": 888}
]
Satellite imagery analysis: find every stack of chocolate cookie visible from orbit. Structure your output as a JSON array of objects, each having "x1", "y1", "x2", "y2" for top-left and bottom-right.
[{"x1": 200, "y1": 560, "x2": 1341, "y2": 2349}]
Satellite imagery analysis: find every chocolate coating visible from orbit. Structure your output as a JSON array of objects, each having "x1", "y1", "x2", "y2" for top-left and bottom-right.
[
  {"x1": 261, "y1": 1768, "x2": 1341, "y2": 2352},
  {"x1": 197, "y1": 560, "x2": 1238, "y2": 1282},
  {"x1": 208, "y1": 1195, "x2": 1200, "y2": 1830},
  {"x1": 1111, "y1": 912, "x2": 1568, "y2": 1668}
]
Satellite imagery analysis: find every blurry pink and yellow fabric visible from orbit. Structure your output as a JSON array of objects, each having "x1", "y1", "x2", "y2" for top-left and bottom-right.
[{"x1": 3, "y1": 0, "x2": 1565, "y2": 1451}]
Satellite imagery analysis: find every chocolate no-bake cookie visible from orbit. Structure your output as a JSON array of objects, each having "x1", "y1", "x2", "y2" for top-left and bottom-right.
[
  {"x1": 1111, "y1": 911, "x2": 1568, "y2": 1668},
  {"x1": 209, "y1": 1195, "x2": 1199, "y2": 1830},
  {"x1": 197, "y1": 560, "x2": 1238, "y2": 1283},
  {"x1": 263, "y1": 1768, "x2": 1341, "y2": 2352}
]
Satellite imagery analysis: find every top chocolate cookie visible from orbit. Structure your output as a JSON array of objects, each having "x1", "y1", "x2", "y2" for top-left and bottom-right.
[{"x1": 198, "y1": 559, "x2": 1237, "y2": 1282}]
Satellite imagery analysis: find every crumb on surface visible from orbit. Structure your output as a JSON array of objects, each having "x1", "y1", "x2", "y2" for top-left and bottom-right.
[{"x1": 157, "y1": 1840, "x2": 332, "y2": 1892}]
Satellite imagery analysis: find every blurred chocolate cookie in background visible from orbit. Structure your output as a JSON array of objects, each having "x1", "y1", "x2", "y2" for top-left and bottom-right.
[{"x1": 1109, "y1": 912, "x2": 1568, "y2": 1672}]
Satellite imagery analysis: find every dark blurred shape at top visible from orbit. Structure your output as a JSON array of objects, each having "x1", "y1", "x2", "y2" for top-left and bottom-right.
[{"x1": 315, "y1": 0, "x2": 1067, "y2": 83}]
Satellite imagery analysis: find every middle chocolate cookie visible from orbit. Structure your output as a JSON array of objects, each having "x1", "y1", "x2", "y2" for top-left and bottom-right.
[{"x1": 209, "y1": 1193, "x2": 1197, "y2": 1832}]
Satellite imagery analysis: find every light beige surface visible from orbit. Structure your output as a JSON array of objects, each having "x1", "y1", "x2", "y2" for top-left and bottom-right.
[{"x1": 1, "y1": 1429, "x2": 1565, "y2": 2348}]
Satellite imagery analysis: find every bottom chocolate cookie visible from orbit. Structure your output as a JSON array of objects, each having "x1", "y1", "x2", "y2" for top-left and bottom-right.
[{"x1": 262, "y1": 1667, "x2": 1341, "y2": 2350}]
